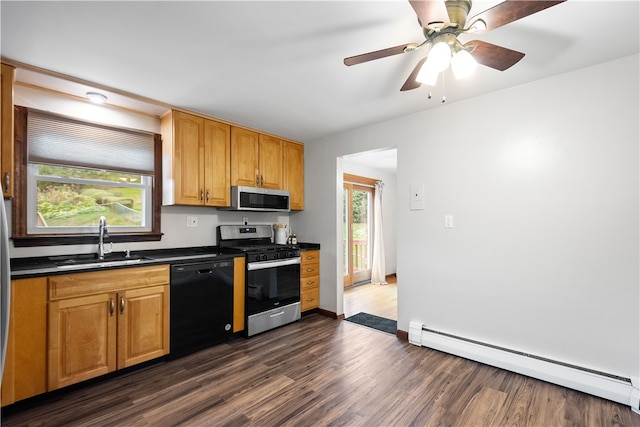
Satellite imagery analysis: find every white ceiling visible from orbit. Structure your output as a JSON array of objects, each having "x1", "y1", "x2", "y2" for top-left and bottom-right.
[{"x1": 1, "y1": 1, "x2": 639, "y2": 145}]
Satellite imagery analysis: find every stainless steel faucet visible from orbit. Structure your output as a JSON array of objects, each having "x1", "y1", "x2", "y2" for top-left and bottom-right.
[{"x1": 98, "y1": 216, "x2": 111, "y2": 259}]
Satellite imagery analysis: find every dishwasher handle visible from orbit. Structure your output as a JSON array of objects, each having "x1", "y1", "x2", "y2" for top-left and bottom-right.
[{"x1": 198, "y1": 268, "x2": 213, "y2": 274}]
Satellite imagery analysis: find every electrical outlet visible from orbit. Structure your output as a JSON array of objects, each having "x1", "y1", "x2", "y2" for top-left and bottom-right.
[{"x1": 186, "y1": 216, "x2": 198, "y2": 228}]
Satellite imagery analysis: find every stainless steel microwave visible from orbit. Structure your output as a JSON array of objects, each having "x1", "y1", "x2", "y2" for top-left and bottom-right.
[{"x1": 227, "y1": 186, "x2": 290, "y2": 212}]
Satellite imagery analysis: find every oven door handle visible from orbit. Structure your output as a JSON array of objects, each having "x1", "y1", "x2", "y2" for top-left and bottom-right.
[{"x1": 247, "y1": 257, "x2": 300, "y2": 271}]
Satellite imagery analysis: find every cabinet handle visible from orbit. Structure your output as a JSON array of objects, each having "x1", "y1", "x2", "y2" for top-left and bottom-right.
[
  {"x1": 109, "y1": 298, "x2": 115, "y2": 316},
  {"x1": 260, "y1": 175, "x2": 264, "y2": 187},
  {"x1": 206, "y1": 191, "x2": 210, "y2": 203},
  {"x1": 120, "y1": 296, "x2": 125, "y2": 314},
  {"x1": 3, "y1": 172, "x2": 8, "y2": 193},
  {"x1": 200, "y1": 190, "x2": 204, "y2": 201},
  {"x1": 255, "y1": 174, "x2": 260, "y2": 186}
]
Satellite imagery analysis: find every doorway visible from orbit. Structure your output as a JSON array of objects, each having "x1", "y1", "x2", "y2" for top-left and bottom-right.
[{"x1": 343, "y1": 173, "x2": 376, "y2": 288}]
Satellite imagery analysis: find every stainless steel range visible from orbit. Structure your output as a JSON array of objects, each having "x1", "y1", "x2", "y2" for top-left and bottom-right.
[{"x1": 217, "y1": 224, "x2": 301, "y2": 337}]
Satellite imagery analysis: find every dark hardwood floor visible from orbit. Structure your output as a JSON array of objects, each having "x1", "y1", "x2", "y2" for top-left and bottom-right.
[{"x1": 2, "y1": 313, "x2": 638, "y2": 426}]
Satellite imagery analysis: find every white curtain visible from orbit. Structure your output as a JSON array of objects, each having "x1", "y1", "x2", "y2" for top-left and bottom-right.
[{"x1": 371, "y1": 181, "x2": 387, "y2": 285}]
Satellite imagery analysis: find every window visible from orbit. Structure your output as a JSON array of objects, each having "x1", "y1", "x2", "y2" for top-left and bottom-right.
[{"x1": 13, "y1": 106, "x2": 162, "y2": 246}]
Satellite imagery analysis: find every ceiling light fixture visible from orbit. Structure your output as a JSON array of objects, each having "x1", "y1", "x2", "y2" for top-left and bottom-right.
[
  {"x1": 86, "y1": 91, "x2": 107, "y2": 104},
  {"x1": 416, "y1": 33, "x2": 478, "y2": 86}
]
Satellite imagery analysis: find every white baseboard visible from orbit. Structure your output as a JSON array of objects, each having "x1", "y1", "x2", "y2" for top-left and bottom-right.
[{"x1": 409, "y1": 322, "x2": 638, "y2": 410}]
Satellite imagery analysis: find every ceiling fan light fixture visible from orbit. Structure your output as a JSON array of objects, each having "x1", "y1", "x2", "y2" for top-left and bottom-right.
[
  {"x1": 451, "y1": 49, "x2": 477, "y2": 80},
  {"x1": 416, "y1": 63, "x2": 439, "y2": 86},
  {"x1": 427, "y1": 41, "x2": 451, "y2": 73}
]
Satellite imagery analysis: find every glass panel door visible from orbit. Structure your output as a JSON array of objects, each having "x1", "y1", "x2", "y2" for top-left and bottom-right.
[{"x1": 343, "y1": 182, "x2": 373, "y2": 287}]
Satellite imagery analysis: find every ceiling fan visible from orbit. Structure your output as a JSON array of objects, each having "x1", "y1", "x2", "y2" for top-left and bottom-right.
[{"x1": 344, "y1": 0, "x2": 566, "y2": 91}]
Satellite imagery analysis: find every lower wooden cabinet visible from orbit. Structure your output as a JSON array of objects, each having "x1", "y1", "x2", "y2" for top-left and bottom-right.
[
  {"x1": 1, "y1": 277, "x2": 48, "y2": 407},
  {"x1": 47, "y1": 265, "x2": 170, "y2": 390},
  {"x1": 300, "y1": 250, "x2": 320, "y2": 312},
  {"x1": 233, "y1": 257, "x2": 246, "y2": 333}
]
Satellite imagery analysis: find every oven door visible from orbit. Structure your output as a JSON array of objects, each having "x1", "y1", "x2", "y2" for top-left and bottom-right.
[{"x1": 246, "y1": 257, "x2": 301, "y2": 315}]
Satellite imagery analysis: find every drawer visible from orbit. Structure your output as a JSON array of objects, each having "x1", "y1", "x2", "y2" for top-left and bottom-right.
[
  {"x1": 301, "y1": 250, "x2": 319, "y2": 264},
  {"x1": 301, "y1": 288, "x2": 319, "y2": 311},
  {"x1": 300, "y1": 275, "x2": 320, "y2": 291},
  {"x1": 49, "y1": 265, "x2": 170, "y2": 300},
  {"x1": 300, "y1": 262, "x2": 319, "y2": 277}
]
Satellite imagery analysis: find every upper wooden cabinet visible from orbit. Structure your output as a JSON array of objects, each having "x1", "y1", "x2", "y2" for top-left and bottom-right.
[
  {"x1": 1, "y1": 63, "x2": 15, "y2": 198},
  {"x1": 282, "y1": 140, "x2": 304, "y2": 210},
  {"x1": 231, "y1": 127, "x2": 282, "y2": 190},
  {"x1": 161, "y1": 110, "x2": 231, "y2": 206},
  {"x1": 163, "y1": 109, "x2": 304, "y2": 209}
]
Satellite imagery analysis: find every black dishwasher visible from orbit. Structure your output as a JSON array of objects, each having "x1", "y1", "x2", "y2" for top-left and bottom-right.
[{"x1": 170, "y1": 259, "x2": 234, "y2": 357}]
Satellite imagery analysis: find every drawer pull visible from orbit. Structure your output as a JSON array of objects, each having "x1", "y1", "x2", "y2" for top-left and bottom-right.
[{"x1": 120, "y1": 296, "x2": 125, "y2": 314}]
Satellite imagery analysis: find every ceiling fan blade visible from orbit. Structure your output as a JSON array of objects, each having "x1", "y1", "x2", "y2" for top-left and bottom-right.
[
  {"x1": 400, "y1": 57, "x2": 427, "y2": 91},
  {"x1": 465, "y1": 40, "x2": 524, "y2": 71},
  {"x1": 467, "y1": 0, "x2": 566, "y2": 32},
  {"x1": 344, "y1": 44, "x2": 414, "y2": 66},
  {"x1": 408, "y1": 0, "x2": 449, "y2": 27}
]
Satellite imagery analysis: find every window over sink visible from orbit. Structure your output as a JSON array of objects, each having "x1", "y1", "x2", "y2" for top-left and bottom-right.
[{"x1": 12, "y1": 106, "x2": 162, "y2": 246}]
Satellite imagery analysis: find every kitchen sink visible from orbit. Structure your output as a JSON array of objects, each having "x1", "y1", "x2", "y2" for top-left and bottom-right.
[{"x1": 52, "y1": 252, "x2": 155, "y2": 270}]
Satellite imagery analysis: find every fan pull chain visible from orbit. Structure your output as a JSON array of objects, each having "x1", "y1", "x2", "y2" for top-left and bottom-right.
[{"x1": 441, "y1": 72, "x2": 446, "y2": 103}]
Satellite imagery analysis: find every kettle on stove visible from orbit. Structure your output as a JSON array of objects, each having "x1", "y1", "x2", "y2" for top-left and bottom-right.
[{"x1": 273, "y1": 223, "x2": 290, "y2": 245}]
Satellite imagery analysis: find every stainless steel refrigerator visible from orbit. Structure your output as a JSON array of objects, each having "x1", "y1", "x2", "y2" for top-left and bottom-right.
[{"x1": 1, "y1": 198, "x2": 10, "y2": 382}]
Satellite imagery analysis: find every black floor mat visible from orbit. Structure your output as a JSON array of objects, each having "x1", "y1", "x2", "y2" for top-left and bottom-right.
[{"x1": 344, "y1": 312, "x2": 397, "y2": 335}]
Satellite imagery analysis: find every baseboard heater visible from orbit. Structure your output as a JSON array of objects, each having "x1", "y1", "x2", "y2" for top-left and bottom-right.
[{"x1": 408, "y1": 321, "x2": 640, "y2": 412}]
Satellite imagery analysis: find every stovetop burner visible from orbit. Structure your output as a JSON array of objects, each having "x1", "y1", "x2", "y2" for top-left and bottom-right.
[{"x1": 217, "y1": 224, "x2": 300, "y2": 262}]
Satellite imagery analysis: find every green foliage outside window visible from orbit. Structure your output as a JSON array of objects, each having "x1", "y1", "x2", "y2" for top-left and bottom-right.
[{"x1": 35, "y1": 165, "x2": 145, "y2": 227}]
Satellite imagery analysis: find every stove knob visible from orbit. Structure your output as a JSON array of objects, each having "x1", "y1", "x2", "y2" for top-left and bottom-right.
[
  {"x1": 274, "y1": 252, "x2": 280, "y2": 259},
  {"x1": 260, "y1": 254, "x2": 268, "y2": 261}
]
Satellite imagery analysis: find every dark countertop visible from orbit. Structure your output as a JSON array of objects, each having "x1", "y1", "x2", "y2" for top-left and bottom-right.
[
  {"x1": 297, "y1": 242, "x2": 320, "y2": 250},
  {"x1": 10, "y1": 246, "x2": 238, "y2": 279},
  {"x1": 11, "y1": 243, "x2": 321, "y2": 279}
]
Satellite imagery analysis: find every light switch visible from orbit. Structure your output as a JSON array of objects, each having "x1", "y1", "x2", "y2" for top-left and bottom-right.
[
  {"x1": 444, "y1": 215, "x2": 453, "y2": 228},
  {"x1": 410, "y1": 184, "x2": 425, "y2": 210}
]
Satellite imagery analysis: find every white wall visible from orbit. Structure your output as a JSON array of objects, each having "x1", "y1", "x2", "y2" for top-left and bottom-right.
[
  {"x1": 342, "y1": 159, "x2": 397, "y2": 276},
  {"x1": 301, "y1": 54, "x2": 639, "y2": 380}
]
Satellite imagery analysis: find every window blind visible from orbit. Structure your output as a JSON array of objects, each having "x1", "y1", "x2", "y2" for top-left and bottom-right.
[{"x1": 27, "y1": 109, "x2": 155, "y2": 174}]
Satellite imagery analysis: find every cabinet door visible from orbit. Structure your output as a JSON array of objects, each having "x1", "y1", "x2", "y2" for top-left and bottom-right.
[
  {"x1": 258, "y1": 134, "x2": 282, "y2": 189},
  {"x1": 173, "y1": 111, "x2": 204, "y2": 205},
  {"x1": 48, "y1": 293, "x2": 117, "y2": 390},
  {"x1": 282, "y1": 141, "x2": 304, "y2": 210},
  {"x1": 1, "y1": 278, "x2": 47, "y2": 407},
  {"x1": 233, "y1": 257, "x2": 245, "y2": 333},
  {"x1": 1, "y1": 63, "x2": 15, "y2": 198},
  {"x1": 230, "y1": 127, "x2": 259, "y2": 187},
  {"x1": 203, "y1": 119, "x2": 231, "y2": 206},
  {"x1": 118, "y1": 285, "x2": 169, "y2": 369}
]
